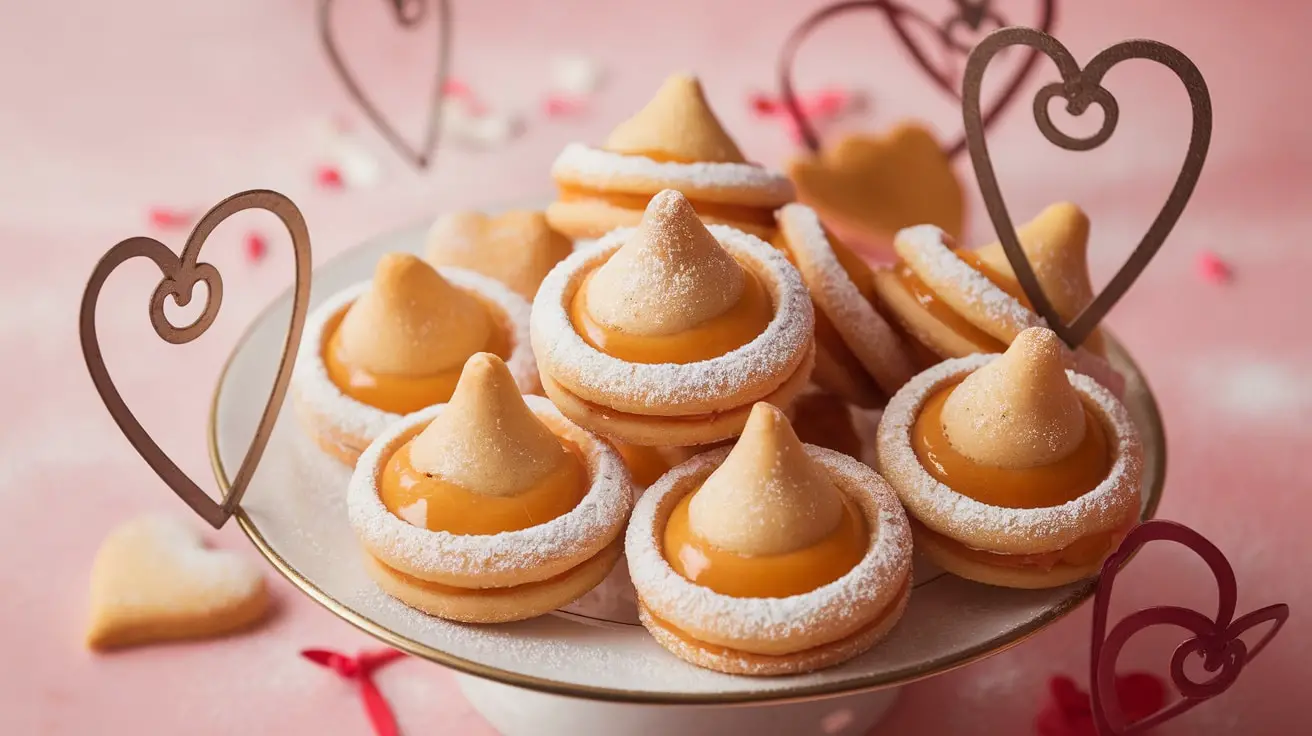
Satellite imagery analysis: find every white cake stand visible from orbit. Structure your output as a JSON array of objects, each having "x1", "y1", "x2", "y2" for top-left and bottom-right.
[{"x1": 208, "y1": 222, "x2": 1165, "y2": 736}]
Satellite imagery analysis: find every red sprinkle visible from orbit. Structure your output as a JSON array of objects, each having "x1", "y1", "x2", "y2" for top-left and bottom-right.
[
  {"x1": 1035, "y1": 673, "x2": 1166, "y2": 736},
  {"x1": 1196, "y1": 251, "x2": 1233, "y2": 284},
  {"x1": 442, "y1": 78, "x2": 486, "y2": 115},
  {"x1": 147, "y1": 207, "x2": 193, "y2": 230},
  {"x1": 748, "y1": 92, "x2": 780, "y2": 116},
  {"x1": 544, "y1": 93, "x2": 587, "y2": 117},
  {"x1": 315, "y1": 165, "x2": 344, "y2": 190},
  {"x1": 244, "y1": 232, "x2": 267, "y2": 263},
  {"x1": 442, "y1": 78, "x2": 470, "y2": 98}
]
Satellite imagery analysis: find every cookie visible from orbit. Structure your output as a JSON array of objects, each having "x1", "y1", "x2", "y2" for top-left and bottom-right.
[{"x1": 86, "y1": 516, "x2": 270, "y2": 650}]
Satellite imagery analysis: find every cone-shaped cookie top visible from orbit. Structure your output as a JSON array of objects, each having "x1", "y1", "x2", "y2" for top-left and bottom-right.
[
  {"x1": 409, "y1": 353, "x2": 569, "y2": 497},
  {"x1": 975, "y1": 203, "x2": 1094, "y2": 323},
  {"x1": 604, "y1": 74, "x2": 746, "y2": 163},
  {"x1": 336, "y1": 253, "x2": 492, "y2": 376},
  {"x1": 940, "y1": 327, "x2": 1087, "y2": 469},
  {"x1": 687, "y1": 403, "x2": 845, "y2": 556},
  {"x1": 584, "y1": 190, "x2": 747, "y2": 336}
]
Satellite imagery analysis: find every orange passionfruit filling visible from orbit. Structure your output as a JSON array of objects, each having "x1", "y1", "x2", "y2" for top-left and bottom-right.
[
  {"x1": 912, "y1": 381, "x2": 1111, "y2": 509},
  {"x1": 615, "y1": 443, "x2": 675, "y2": 488},
  {"x1": 379, "y1": 438, "x2": 587, "y2": 535},
  {"x1": 892, "y1": 248, "x2": 1033, "y2": 354},
  {"x1": 323, "y1": 311, "x2": 511, "y2": 415},
  {"x1": 662, "y1": 490, "x2": 868, "y2": 598},
  {"x1": 557, "y1": 185, "x2": 776, "y2": 230},
  {"x1": 570, "y1": 266, "x2": 774, "y2": 364}
]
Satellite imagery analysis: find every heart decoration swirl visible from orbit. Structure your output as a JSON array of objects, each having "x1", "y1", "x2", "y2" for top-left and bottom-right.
[
  {"x1": 318, "y1": 0, "x2": 452, "y2": 169},
  {"x1": 79, "y1": 190, "x2": 312, "y2": 529},
  {"x1": 778, "y1": 0, "x2": 1056, "y2": 158},
  {"x1": 961, "y1": 26, "x2": 1213, "y2": 348},
  {"x1": 1090, "y1": 521, "x2": 1289, "y2": 734}
]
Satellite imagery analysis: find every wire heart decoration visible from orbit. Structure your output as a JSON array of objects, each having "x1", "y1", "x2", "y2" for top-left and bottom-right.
[
  {"x1": 318, "y1": 0, "x2": 452, "y2": 169},
  {"x1": 778, "y1": 0, "x2": 1057, "y2": 158},
  {"x1": 961, "y1": 26, "x2": 1212, "y2": 348},
  {"x1": 1090, "y1": 521, "x2": 1289, "y2": 734},
  {"x1": 79, "y1": 191, "x2": 312, "y2": 529}
]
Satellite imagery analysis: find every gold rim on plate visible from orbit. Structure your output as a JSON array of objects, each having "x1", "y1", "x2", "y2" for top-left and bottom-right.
[{"x1": 208, "y1": 237, "x2": 1166, "y2": 706}]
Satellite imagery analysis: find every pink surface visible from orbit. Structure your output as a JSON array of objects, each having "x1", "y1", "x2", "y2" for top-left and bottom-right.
[{"x1": 1, "y1": 0, "x2": 1307, "y2": 733}]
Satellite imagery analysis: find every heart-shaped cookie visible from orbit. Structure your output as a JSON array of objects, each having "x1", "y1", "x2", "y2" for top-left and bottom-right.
[
  {"x1": 777, "y1": 0, "x2": 1056, "y2": 158},
  {"x1": 79, "y1": 190, "x2": 312, "y2": 528},
  {"x1": 318, "y1": 0, "x2": 451, "y2": 168},
  {"x1": 1089, "y1": 521, "x2": 1289, "y2": 734},
  {"x1": 962, "y1": 27, "x2": 1213, "y2": 348},
  {"x1": 87, "y1": 516, "x2": 270, "y2": 650},
  {"x1": 787, "y1": 122, "x2": 964, "y2": 255},
  {"x1": 425, "y1": 210, "x2": 572, "y2": 299}
]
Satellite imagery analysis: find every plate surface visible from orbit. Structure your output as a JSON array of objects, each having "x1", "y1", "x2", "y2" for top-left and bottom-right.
[{"x1": 211, "y1": 221, "x2": 1165, "y2": 704}]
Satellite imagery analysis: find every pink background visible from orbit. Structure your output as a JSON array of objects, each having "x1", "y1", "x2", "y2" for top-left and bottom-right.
[{"x1": 1, "y1": 0, "x2": 1307, "y2": 733}]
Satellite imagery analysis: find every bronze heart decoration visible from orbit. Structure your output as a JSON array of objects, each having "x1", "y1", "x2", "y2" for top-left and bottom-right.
[
  {"x1": 318, "y1": 0, "x2": 452, "y2": 169},
  {"x1": 1090, "y1": 521, "x2": 1289, "y2": 734},
  {"x1": 777, "y1": 0, "x2": 1056, "y2": 158},
  {"x1": 79, "y1": 191, "x2": 312, "y2": 529},
  {"x1": 962, "y1": 27, "x2": 1212, "y2": 349}
]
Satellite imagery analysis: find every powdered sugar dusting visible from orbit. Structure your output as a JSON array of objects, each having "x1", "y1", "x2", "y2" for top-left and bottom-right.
[
  {"x1": 780, "y1": 203, "x2": 914, "y2": 394},
  {"x1": 291, "y1": 267, "x2": 536, "y2": 456},
  {"x1": 532, "y1": 224, "x2": 814, "y2": 415},
  {"x1": 626, "y1": 445, "x2": 912, "y2": 650},
  {"x1": 95, "y1": 516, "x2": 266, "y2": 607},
  {"x1": 896, "y1": 225, "x2": 1044, "y2": 342},
  {"x1": 876, "y1": 355, "x2": 1142, "y2": 554},
  {"x1": 551, "y1": 143, "x2": 794, "y2": 206},
  {"x1": 348, "y1": 395, "x2": 633, "y2": 585}
]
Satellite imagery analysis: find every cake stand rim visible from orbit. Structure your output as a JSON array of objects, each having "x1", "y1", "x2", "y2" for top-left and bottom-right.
[{"x1": 208, "y1": 221, "x2": 1167, "y2": 706}]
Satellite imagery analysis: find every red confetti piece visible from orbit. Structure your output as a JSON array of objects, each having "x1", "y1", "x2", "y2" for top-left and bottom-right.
[
  {"x1": 749, "y1": 87, "x2": 856, "y2": 146},
  {"x1": 316, "y1": 165, "x2": 344, "y2": 190},
  {"x1": 543, "y1": 93, "x2": 588, "y2": 117},
  {"x1": 147, "y1": 207, "x2": 193, "y2": 230},
  {"x1": 244, "y1": 232, "x2": 267, "y2": 263},
  {"x1": 1035, "y1": 673, "x2": 1166, "y2": 736},
  {"x1": 302, "y1": 648, "x2": 407, "y2": 736},
  {"x1": 442, "y1": 78, "x2": 486, "y2": 115},
  {"x1": 748, "y1": 92, "x2": 780, "y2": 116},
  {"x1": 1196, "y1": 251, "x2": 1232, "y2": 284}
]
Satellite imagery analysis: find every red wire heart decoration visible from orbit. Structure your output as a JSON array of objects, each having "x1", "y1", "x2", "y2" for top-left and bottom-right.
[
  {"x1": 1090, "y1": 520, "x2": 1289, "y2": 735},
  {"x1": 79, "y1": 190, "x2": 312, "y2": 529},
  {"x1": 778, "y1": 0, "x2": 1056, "y2": 158},
  {"x1": 318, "y1": 0, "x2": 452, "y2": 169},
  {"x1": 961, "y1": 27, "x2": 1212, "y2": 349}
]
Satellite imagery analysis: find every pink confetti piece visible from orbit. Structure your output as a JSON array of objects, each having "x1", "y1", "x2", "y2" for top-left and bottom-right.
[
  {"x1": 1196, "y1": 251, "x2": 1233, "y2": 284},
  {"x1": 442, "y1": 78, "x2": 486, "y2": 115},
  {"x1": 147, "y1": 207, "x2": 193, "y2": 230},
  {"x1": 543, "y1": 93, "x2": 588, "y2": 117},
  {"x1": 244, "y1": 232, "x2": 267, "y2": 263},
  {"x1": 749, "y1": 86, "x2": 859, "y2": 145},
  {"x1": 315, "y1": 165, "x2": 344, "y2": 190}
]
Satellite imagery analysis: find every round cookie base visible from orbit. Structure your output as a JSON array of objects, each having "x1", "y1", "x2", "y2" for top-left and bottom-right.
[
  {"x1": 637, "y1": 582, "x2": 910, "y2": 677},
  {"x1": 538, "y1": 346, "x2": 815, "y2": 447},
  {"x1": 293, "y1": 393, "x2": 370, "y2": 466},
  {"x1": 365, "y1": 536, "x2": 625, "y2": 624},
  {"x1": 912, "y1": 526, "x2": 1105, "y2": 590}
]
